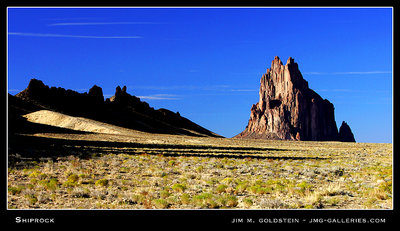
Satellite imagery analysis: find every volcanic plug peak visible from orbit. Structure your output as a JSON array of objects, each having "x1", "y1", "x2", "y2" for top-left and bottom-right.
[{"x1": 236, "y1": 56, "x2": 355, "y2": 142}]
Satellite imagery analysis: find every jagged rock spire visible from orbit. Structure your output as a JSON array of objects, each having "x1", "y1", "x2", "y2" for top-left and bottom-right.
[
  {"x1": 236, "y1": 56, "x2": 346, "y2": 141},
  {"x1": 338, "y1": 121, "x2": 356, "y2": 142}
]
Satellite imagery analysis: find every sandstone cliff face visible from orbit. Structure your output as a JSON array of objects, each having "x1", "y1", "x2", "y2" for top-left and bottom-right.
[{"x1": 236, "y1": 56, "x2": 342, "y2": 141}]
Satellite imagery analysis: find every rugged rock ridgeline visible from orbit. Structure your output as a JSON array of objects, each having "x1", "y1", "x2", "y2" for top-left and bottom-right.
[
  {"x1": 13, "y1": 78, "x2": 220, "y2": 137},
  {"x1": 236, "y1": 56, "x2": 355, "y2": 142}
]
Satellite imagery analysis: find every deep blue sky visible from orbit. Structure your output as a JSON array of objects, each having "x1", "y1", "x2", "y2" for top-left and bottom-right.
[{"x1": 7, "y1": 7, "x2": 393, "y2": 143}]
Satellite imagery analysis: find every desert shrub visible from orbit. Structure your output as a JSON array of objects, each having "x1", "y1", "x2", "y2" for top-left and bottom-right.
[
  {"x1": 324, "y1": 197, "x2": 340, "y2": 206},
  {"x1": 91, "y1": 188, "x2": 107, "y2": 200},
  {"x1": 266, "y1": 179, "x2": 291, "y2": 192},
  {"x1": 28, "y1": 170, "x2": 41, "y2": 178},
  {"x1": 251, "y1": 186, "x2": 272, "y2": 195},
  {"x1": 30, "y1": 178, "x2": 38, "y2": 185},
  {"x1": 216, "y1": 184, "x2": 228, "y2": 194},
  {"x1": 191, "y1": 192, "x2": 239, "y2": 209},
  {"x1": 206, "y1": 178, "x2": 219, "y2": 186},
  {"x1": 153, "y1": 199, "x2": 170, "y2": 209},
  {"x1": 215, "y1": 195, "x2": 238, "y2": 208},
  {"x1": 8, "y1": 185, "x2": 24, "y2": 195},
  {"x1": 224, "y1": 195, "x2": 238, "y2": 207},
  {"x1": 71, "y1": 187, "x2": 91, "y2": 198},
  {"x1": 38, "y1": 178, "x2": 59, "y2": 191},
  {"x1": 180, "y1": 193, "x2": 191, "y2": 204},
  {"x1": 195, "y1": 165, "x2": 204, "y2": 172},
  {"x1": 193, "y1": 192, "x2": 216, "y2": 208},
  {"x1": 95, "y1": 179, "x2": 109, "y2": 187},
  {"x1": 131, "y1": 194, "x2": 145, "y2": 204},
  {"x1": 369, "y1": 187, "x2": 390, "y2": 200},
  {"x1": 186, "y1": 173, "x2": 196, "y2": 180},
  {"x1": 235, "y1": 182, "x2": 249, "y2": 194},
  {"x1": 23, "y1": 190, "x2": 38, "y2": 205},
  {"x1": 37, "y1": 192, "x2": 51, "y2": 204},
  {"x1": 166, "y1": 195, "x2": 180, "y2": 205},
  {"x1": 248, "y1": 185, "x2": 260, "y2": 194},
  {"x1": 221, "y1": 177, "x2": 234, "y2": 185},
  {"x1": 38, "y1": 173, "x2": 48, "y2": 180},
  {"x1": 63, "y1": 174, "x2": 79, "y2": 187},
  {"x1": 320, "y1": 183, "x2": 344, "y2": 196},
  {"x1": 296, "y1": 181, "x2": 313, "y2": 194},
  {"x1": 378, "y1": 180, "x2": 392, "y2": 196},
  {"x1": 160, "y1": 190, "x2": 171, "y2": 199},
  {"x1": 260, "y1": 198, "x2": 285, "y2": 209},
  {"x1": 243, "y1": 198, "x2": 253, "y2": 207},
  {"x1": 304, "y1": 191, "x2": 323, "y2": 209},
  {"x1": 365, "y1": 197, "x2": 378, "y2": 207},
  {"x1": 67, "y1": 174, "x2": 79, "y2": 183},
  {"x1": 214, "y1": 163, "x2": 224, "y2": 169},
  {"x1": 26, "y1": 194, "x2": 38, "y2": 205},
  {"x1": 172, "y1": 183, "x2": 186, "y2": 192}
]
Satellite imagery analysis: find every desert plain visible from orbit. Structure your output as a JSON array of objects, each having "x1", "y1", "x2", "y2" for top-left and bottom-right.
[{"x1": 7, "y1": 112, "x2": 392, "y2": 210}]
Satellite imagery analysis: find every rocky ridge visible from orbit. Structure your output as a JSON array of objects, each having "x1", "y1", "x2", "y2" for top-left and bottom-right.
[{"x1": 13, "y1": 78, "x2": 220, "y2": 137}]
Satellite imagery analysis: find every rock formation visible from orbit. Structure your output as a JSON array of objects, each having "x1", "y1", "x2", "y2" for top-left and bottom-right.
[
  {"x1": 15, "y1": 79, "x2": 105, "y2": 117},
  {"x1": 107, "y1": 85, "x2": 151, "y2": 112},
  {"x1": 88, "y1": 85, "x2": 104, "y2": 104},
  {"x1": 338, "y1": 121, "x2": 356, "y2": 142},
  {"x1": 236, "y1": 56, "x2": 354, "y2": 142},
  {"x1": 14, "y1": 78, "x2": 220, "y2": 138}
]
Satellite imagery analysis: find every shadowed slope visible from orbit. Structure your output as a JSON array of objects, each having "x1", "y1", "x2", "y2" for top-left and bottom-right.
[{"x1": 13, "y1": 79, "x2": 221, "y2": 138}]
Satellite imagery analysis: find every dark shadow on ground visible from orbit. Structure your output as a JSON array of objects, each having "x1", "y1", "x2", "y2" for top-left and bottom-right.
[{"x1": 8, "y1": 134, "x2": 327, "y2": 167}]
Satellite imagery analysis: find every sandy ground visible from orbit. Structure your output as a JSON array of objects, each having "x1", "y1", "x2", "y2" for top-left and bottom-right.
[{"x1": 23, "y1": 110, "x2": 137, "y2": 135}]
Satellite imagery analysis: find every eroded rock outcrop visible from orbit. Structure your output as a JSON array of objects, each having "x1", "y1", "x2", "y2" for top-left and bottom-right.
[
  {"x1": 15, "y1": 79, "x2": 104, "y2": 117},
  {"x1": 236, "y1": 56, "x2": 352, "y2": 141},
  {"x1": 338, "y1": 121, "x2": 356, "y2": 142},
  {"x1": 107, "y1": 85, "x2": 150, "y2": 112}
]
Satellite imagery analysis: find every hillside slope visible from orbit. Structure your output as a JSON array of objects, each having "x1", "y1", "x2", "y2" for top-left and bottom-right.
[{"x1": 12, "y1": 79, "x2": 221, "y2": 138}]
